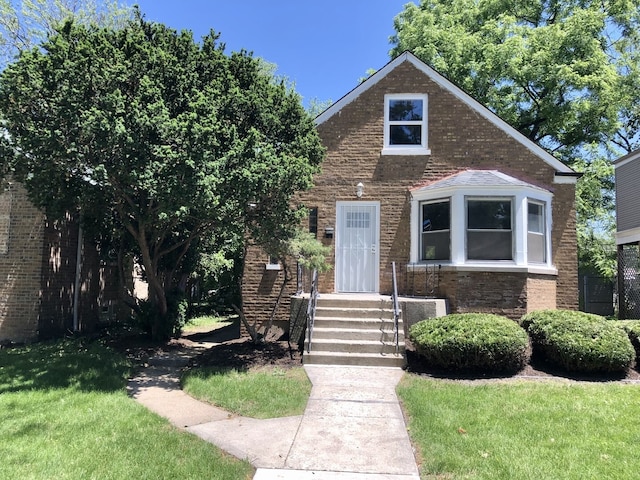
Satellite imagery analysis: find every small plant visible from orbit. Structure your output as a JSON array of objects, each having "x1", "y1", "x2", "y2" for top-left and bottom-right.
[
  {"x1": 409, "y1": 313, "x2": 530, "y2": 373},
  {"x1": 520, "y1": 310, "x2": 635, "y2": 374}
]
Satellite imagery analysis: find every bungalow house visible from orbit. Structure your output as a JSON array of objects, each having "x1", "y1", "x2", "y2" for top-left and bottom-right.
[
  {"x1": 614, "y1": 149, "x2": 640, "y2": 318},
  {"x1": 242, "y1": 52, "x2": 580, "y2": 365},
  {"x1": 0, "y1": 180, "x2": 122, "y2": 344}
]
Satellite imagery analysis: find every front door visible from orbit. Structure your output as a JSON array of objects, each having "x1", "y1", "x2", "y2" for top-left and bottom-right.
[{"x1": 335, "y1": 201, "x2": 380, "y2": 292}]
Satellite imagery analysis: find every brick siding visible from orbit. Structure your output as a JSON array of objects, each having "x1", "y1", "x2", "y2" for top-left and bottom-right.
[{"x1": 242, "y1": 60, "x2": 578, "y2": 332}]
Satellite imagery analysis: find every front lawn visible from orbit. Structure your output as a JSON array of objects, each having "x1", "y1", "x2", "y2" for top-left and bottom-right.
[
  {"x1": 0, "y1": 337, "x2": 253, "y2": 480},
  {"x1": 398, "y1": 375, "x2": 640, "y2": 479}
]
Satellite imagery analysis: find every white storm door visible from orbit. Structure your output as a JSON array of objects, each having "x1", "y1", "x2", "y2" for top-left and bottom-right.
[{"x1": 335, "y1": 202, "x2": 380, "y2": 293}]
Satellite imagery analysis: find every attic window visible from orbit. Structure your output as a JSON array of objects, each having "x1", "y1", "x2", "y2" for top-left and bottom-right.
[{"x1": 382, "y1": 94, "x2": 430, "y2": 156}]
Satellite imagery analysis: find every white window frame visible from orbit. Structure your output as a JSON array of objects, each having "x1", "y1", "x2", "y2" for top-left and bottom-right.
[
  {"x1": 420, "y1": 198, "x2": 451, "y2": 261},
  {"x1": 382, "y1": 93, "x2": 431, "y2": 156},
  {"x1": 527, "y1": 200, "x2": 547, "y2": 263},
  {"x1": 466, "y1": 196, "x2": 514, "y2": 261},
  {"x1": 410, "y1": 184, "x2": 555, "y2": 274}
]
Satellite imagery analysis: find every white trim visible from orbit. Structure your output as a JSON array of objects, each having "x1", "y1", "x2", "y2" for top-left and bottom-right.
[
  {"x1": 382, "y1": 93, "x2": 430, "y2": 156},
  {"x1": 410, "y1": 180, "x2": 554, "y2": 269},
  {"x1": 553, "y1": 173, "x2": 580, "y2": 184},
  {"x1": 265, "y1": 263, "x2": 282, "y2": 271},
  {"x1": 406, "y1": 263, "x2": 558, "y2": 275},
  {"x1": 616, "y1": 226, "x2": 640, "y2": 245},
  {"x1": 316, "y1": 51, "x2": 574, "y2": 175}
]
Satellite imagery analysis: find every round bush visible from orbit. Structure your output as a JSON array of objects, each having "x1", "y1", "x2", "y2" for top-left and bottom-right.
[
  {"x1": 409, "y1": 313, "x2": 530, "y2": 373},
  {"x1": 617, "y1": 320, "x2": 640, "y2": 362},
  {"x1": 520, "y1": 310, "x2": 635, "y2": 374}
]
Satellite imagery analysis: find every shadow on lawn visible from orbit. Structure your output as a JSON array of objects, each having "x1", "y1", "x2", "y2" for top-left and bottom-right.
[{"x1": 0, "y1": 337, "x2": 132, "y2": 394}]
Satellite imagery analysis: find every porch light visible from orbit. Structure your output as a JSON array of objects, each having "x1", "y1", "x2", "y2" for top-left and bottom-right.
[{"x1": 356, "y1": 182, "x2": 364, "y2": 198}]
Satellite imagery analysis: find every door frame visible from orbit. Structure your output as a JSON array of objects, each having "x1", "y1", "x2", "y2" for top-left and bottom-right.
[{"x1": 335, "y1": 201, "x2": 381, "y2": 293}]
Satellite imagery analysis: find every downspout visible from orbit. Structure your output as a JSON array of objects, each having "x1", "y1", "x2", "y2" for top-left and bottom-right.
[{"x1": 73, "y1": 219, "x2": 83, "y2": 332}]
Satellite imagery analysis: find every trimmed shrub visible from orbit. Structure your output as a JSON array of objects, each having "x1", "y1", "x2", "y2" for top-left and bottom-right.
[
  {"x1": 409, "y1": 313, "x2": 530, "y2": 373},
  {"x1": 617, "y1": 320, "x2": 640, "y2": 361},
  {"x1": 520, "y1": 310, "x2": 634, "y2": 374}
]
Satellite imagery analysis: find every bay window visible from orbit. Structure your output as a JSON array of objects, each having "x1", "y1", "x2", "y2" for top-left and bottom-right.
[{"x1": 409, "y1": 170, "x2": 555, "y2": 273}]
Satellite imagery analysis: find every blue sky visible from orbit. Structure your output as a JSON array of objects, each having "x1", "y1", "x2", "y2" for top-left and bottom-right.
[{"x1": 132, "y1": 1, "x2": 414, "y2": 107}]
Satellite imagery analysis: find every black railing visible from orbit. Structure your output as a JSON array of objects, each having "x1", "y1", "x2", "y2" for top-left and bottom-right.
[
  {"x1": 306, "y1": 269, "x2": 319, "y2": 354},
  {"x1": 391, "y1": 262, "x2": 401, "y2": 354}
]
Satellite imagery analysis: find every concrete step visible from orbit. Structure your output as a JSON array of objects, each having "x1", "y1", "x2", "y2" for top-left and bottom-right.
[
  {"x1": 314, "y1": 306, "x2": 395, "y2": 319},
  {"x1": 312, "y1": 326, "x2": 404, "y2": 342},
  {"x1": 313, "y1": 316, "x2": 400, "y2": 330},
  {"x1": 303, "y1": 350, "x2": 406, "y2": 368},
  {"x1": 305, "y1": 338, "x2": 404, "y2": 355},
  {"x1": 315, "y1": 296, "x2": 394, "y2": 309}
]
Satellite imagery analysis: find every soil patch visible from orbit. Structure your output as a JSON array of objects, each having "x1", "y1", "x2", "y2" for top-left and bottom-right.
[{"x1": 104, "y1": 325, "x2": 640, "y2": 383}]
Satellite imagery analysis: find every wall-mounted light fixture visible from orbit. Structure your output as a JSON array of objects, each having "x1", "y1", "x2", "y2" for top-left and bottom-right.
[{"x1": 356, "y1": 182, "x2": 364, "y2": 198}]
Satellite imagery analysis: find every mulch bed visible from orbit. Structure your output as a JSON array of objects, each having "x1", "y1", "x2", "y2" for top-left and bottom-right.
[{"x1": 105, "y1": 326, "x2": 640, "y2": 383}]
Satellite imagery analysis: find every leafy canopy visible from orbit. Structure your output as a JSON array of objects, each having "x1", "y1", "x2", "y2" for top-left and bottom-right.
[
  {"x1": 0, "y1": 15, "x2": 324, "y2": 338},
  {"x1": 391, "y1": 0, "x2": 640, "y2": 159}
]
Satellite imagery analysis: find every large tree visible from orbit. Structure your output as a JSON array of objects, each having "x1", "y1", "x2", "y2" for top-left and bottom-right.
[
  {"x1": 0, "y1": 0, "x2": 131, "y2": 68},
  {"x1": 0, "y1": 16, "x2": 324, "y2": 339},
  {"x1": 391, "y1": 0, "x2": 640, "y2": 276}
]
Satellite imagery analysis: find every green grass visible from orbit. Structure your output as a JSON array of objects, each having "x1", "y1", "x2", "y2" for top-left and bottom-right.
[
  {"x1": 182, "y1": 366, "x2": 311, "y2": 418},
  {"x1": 0, "y1": 338, "x2": 253, "y2": 480},
  {"x1": 398, "y1": 375, "x2": 640, "y2": 479},
  {"x1": 184, "y1": 315, "x2": 232, "y2": 329}
]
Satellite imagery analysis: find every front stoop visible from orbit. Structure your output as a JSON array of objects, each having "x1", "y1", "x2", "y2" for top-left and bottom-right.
[{"x1": 303, "y1": 295, "x2": 406, "y2": 368}]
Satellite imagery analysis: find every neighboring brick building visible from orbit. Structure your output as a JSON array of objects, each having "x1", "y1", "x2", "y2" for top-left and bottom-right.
[
  {"x1": 244, "y1": 52, "x2": 580, "y2": 332},
  {"x1": 0, "y1": 180, "x2": 122, "y2": 343}
]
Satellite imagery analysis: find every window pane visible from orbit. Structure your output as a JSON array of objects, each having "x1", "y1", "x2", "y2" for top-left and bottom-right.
[
  {"x1": 390, "y1": 125, "x2": 422, "y2": 145},
  {"x1": 389, "y1": 99, "x2": 423, "y2": 121},
  {"x1": 346, "y1": 211, "x2": 370, "y2": 228},
  {"x1": 422, "y1": 231, "x2": 450, "y2": 260},
  {"x1": 528, "y1": 232, "x2": 545, "y2": 263},
  {"x1": 422, "y1": 201, "x2": 450, "y2": 232},
  {"x1": 468, "y1": 200, "x2": 511, "y2": 230},
  {"x1": 528, "y1": 202, "x2": 544, "y2": 234},
  {"x1": 468, "y1": 231, "x2": 512, "y2": 260}
]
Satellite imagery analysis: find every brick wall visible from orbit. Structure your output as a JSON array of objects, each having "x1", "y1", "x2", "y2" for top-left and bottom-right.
[
  {"x1": 0, "y1": 183, "x2": 44, "y2": 343},
  {"x1": 241, "y1": 60, "x2": 578, "y2": 331},
  {"x1": 0, "y1": 182, "x2": 127, "y2": 343}
]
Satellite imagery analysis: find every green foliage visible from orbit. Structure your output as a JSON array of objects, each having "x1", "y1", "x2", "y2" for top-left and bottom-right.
[
  {"x1": 391, "y1": 0, "x2": 640, "y2": 276},
  {"x1": 286, "y1": 229, "x2": 331, "y2": 273},
  {"x1": 409, "y1": 313, "x2": 530, "y2": 373},
  {"x1": 573, "y1": 153, "x2": 616, "y2": 278},
  {"x1": 520, "y1": 310, "x2": 635, "y2": 373},
  {"x1": 0, "y1": 14, "x2": 324, "y2": 339},
  {"x1": 0, "y1": 1, "x2": 133, "y2": 69},
  {"x1": 134, "y1": 290, "x2": 189, "y2": 339},
  {"x1": 617, "y1": 320, "x2": 640, "y2": 361}
]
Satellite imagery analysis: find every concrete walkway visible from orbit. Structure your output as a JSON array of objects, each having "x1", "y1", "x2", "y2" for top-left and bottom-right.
[{"x1": 127, "y1": 345, "x2": 420, "y2": 480}]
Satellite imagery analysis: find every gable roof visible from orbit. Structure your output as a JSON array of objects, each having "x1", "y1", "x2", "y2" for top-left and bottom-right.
[
  {"x1": 410, "y1": 169, "x2": 551, "y2": 194},
  {"x1": 315, "y1": 51, "x2": 576, "y2": 178}
]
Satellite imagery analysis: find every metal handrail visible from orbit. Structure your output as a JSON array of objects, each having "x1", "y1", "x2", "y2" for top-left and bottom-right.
[
  {"x1": 306, "y1": 269, "x2": 319, "y2": 354},
  {"x1": 391, "y1": 262, "x2": 401, "y2": 354}
]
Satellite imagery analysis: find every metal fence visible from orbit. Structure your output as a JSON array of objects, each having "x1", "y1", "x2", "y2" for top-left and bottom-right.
[{"x1": 618, "y1": 243, "x2": 640, "y2": 319}]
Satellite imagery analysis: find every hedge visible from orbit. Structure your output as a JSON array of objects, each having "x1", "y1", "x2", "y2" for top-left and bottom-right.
[
  {"x1": 409, "y1": 313, "x2": 530, "y2": 373},
  {"x1": 520, "y1": 310, "x2": 634, "y2": 374}
]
